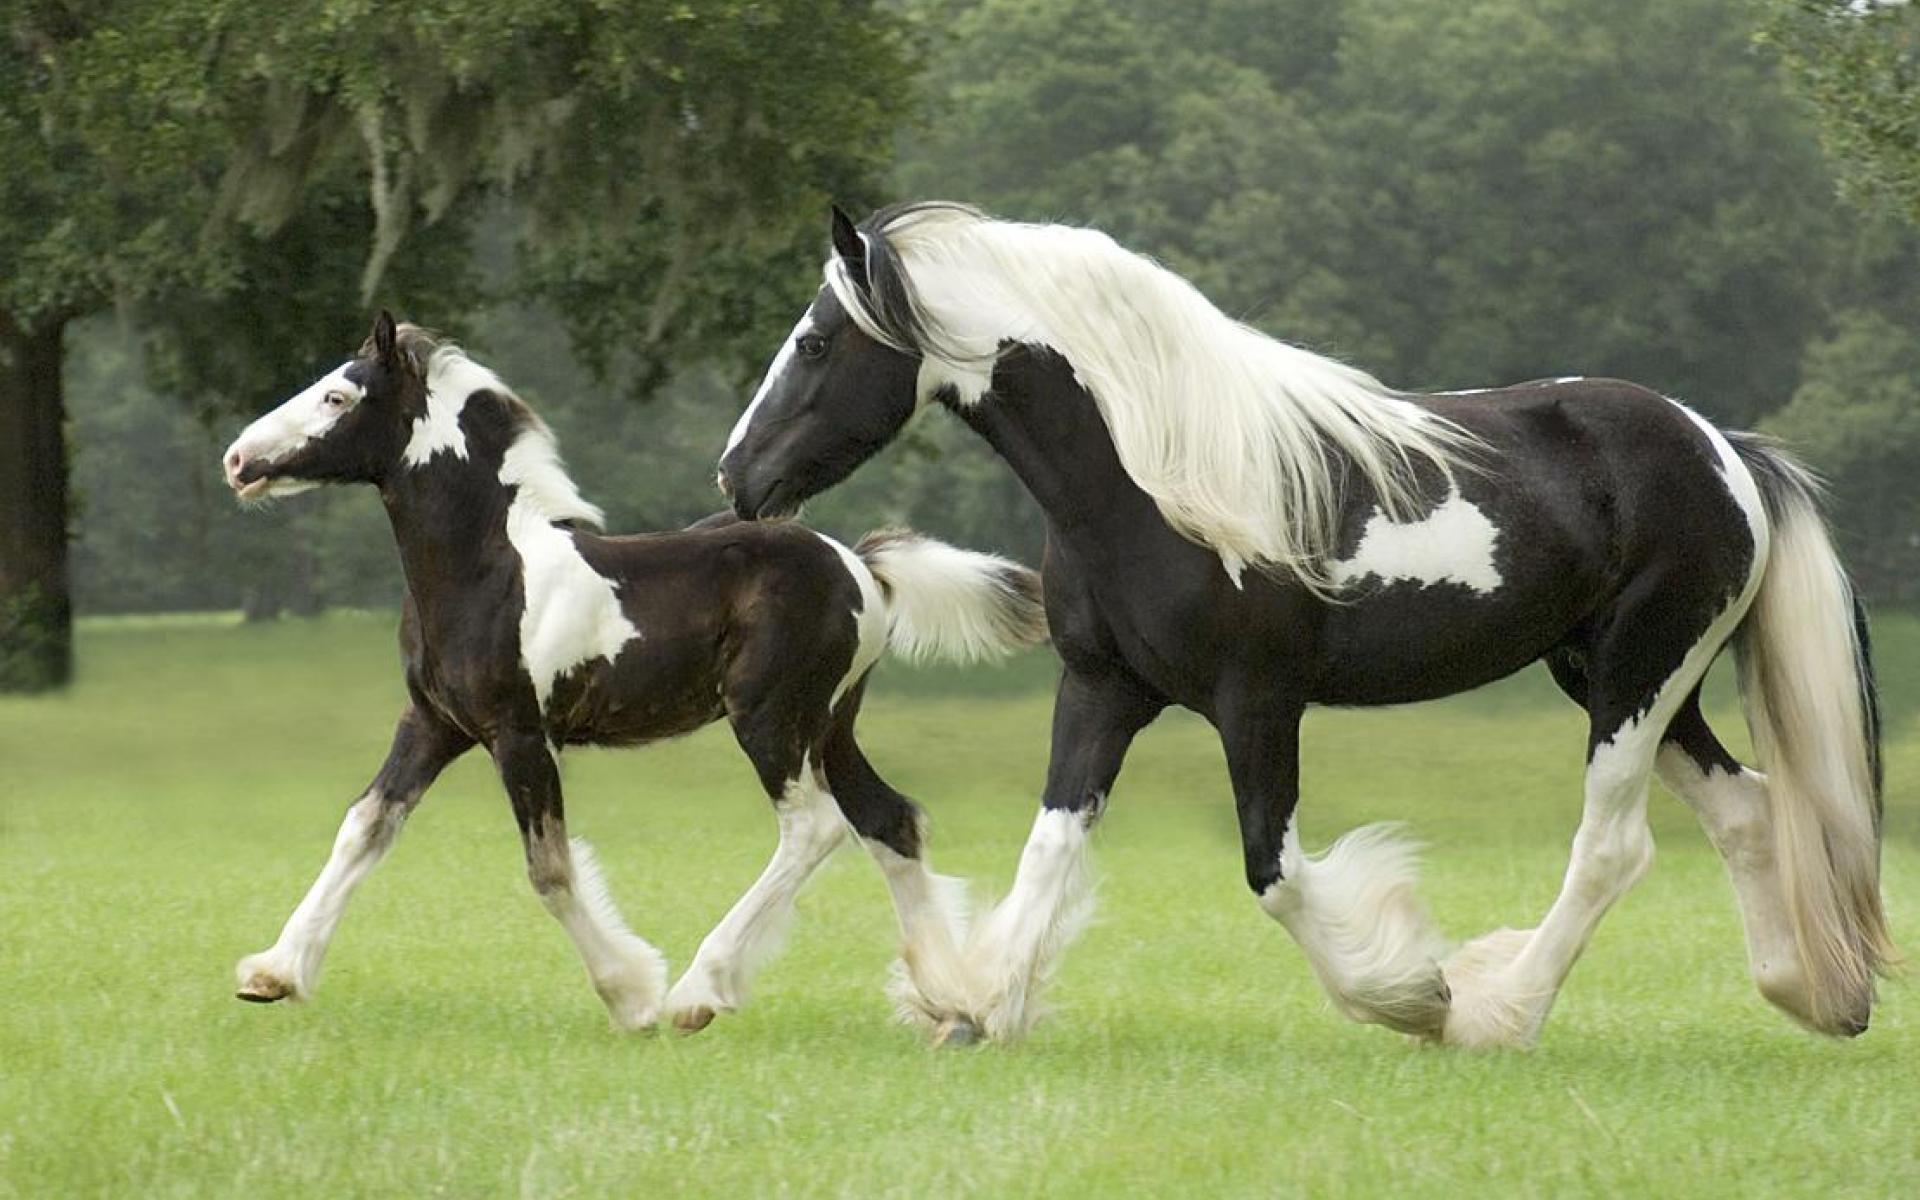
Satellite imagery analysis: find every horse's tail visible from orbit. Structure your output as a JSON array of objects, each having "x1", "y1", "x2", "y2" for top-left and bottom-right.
[
  {"x1": 853, "y1": 529, "x2": 1047, "y2": 665},
  {"x1": 1726, "y1": 431, "x2": 1894, "y2": 1034}
]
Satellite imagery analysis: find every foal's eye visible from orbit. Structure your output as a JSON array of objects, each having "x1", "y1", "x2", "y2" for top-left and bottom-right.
[
  {"x1": 323, "y1": 391, "x2": 350, "y2": 408},
  {"x1": 796, "y1": 334, "x2": 828, "y2": 360}
]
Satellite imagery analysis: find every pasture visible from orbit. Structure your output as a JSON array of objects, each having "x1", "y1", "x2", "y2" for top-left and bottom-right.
[{"x1": 3, "y1": 611, "x2": 1916, "y2": 1198}]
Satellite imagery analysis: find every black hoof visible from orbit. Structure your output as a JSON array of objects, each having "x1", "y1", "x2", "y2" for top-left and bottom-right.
[{"x1": 932, "y1": 1018, "x2": 982, "y2": 1047}]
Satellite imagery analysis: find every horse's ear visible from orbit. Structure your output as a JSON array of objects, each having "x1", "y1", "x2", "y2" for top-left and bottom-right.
[
  {"x1": 372, "y1": 310, "x2": 398, "y2": 362},
  {"x1": 830, "y1": 205, "x2": 866, "y2": 278}
]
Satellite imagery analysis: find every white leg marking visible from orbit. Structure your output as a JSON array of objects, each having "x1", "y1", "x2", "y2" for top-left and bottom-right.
[
  {"x1": 235, "y1": 792, "x2": 400, "y2": 1000},
  {"x1": 868, "y1": 842, "x2": 976, "y2": 1028},
  {"x1": 541, "y1": 837, "x2": 669, "y2": 1032},
  {"x1": 1655, "y1": 748, "x2": 1813, "y2": 1024},
  {"x1": 664, "y1": 767, "x2": 848, "y2": 1030},
  {"x1": 1259, "y1": 824, "x2": 1451, "y2": 1037},
  {"x1": 946, "y1": 807, "x2": 1098, "y2": 1042}
]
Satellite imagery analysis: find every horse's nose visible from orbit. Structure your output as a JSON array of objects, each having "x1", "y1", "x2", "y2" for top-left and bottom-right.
[
  {"x1": 224, "y1": 447, "x2": 246, "y2": 485},
  {"x1": 715, "y1": 469, "x2": 733, "y2": 499}
]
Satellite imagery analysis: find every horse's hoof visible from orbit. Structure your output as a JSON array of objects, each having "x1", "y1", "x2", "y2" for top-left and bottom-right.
[
  {"x1": 672, "y1": 1005, "x2": 716, "y2": 1035},
  {"x1": 235, "y1": 975, "x2": 293, "y2": 1003},
  {"x1": 931, "y1": 1017, "x2": 981, "y2": 1047}
]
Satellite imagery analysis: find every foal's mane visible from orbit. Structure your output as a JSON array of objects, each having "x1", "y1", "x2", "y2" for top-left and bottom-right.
[
  {"x1": 827, "y1": 202, "x2": 1478, "y2": 589},
  {"x1": 381, "y1": 324, "x2": 605, "y2": 530}
]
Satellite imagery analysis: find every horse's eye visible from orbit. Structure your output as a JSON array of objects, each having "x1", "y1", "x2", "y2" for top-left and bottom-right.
[
  {"x1": 324, "y1": 391, "x2": 349, "y2": 408},
  {"x1": 796, "y1": 334, "x2": 828, "y2": 360}
]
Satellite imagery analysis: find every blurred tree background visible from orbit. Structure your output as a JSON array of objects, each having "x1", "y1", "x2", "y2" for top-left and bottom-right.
[{"x1": 12, "y1": 0, "x2": 1920, "y2": 691}]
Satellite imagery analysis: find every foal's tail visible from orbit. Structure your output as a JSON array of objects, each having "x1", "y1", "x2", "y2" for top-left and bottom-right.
[
  {"x1": 853, "y1": 530, "x2": 1048, "y2": 664},
  {"x1": 1727, "y1": 432, "x2": 1894, "y2": 1034}
]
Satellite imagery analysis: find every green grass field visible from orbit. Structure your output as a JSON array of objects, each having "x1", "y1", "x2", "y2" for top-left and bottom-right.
[{"x1": 3, "y1": 612, "x2": 1916, "y2": 1198}]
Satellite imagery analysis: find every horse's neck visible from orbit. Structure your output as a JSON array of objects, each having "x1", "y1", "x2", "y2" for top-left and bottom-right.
[
  {"x1": 380, "y1": 463, "x2": 517, "y2": 624},
  {"x1": 956, "y1": 347, "x2": 1169, "y2": 553}
]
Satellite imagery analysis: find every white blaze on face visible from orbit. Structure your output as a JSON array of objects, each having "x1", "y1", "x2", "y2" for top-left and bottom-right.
[
  {"x1": 1331, "y1": 489, "x2": 1503, "y2": 595},
  {"x1": 725, "y1": 313, "x2": 815, "y2": 457},
  {"x1": 223, "y1": 363, "x2": 364, "y2": 497}
]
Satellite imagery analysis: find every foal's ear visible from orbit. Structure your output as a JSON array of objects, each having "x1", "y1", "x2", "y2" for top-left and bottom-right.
[
  {"x1": 830, "y1": 205, "x2": 867, "y2": 280},
  {"x1": 372, "y1": 310, "x2": 398, "y2": 363}
]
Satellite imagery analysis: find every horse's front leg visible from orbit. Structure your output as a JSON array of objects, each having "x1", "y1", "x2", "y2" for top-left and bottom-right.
[
  {"x1": 493, "y1": 728, "x2": 667, "y2": 1032},
  {"x1": 235, "y1": 705, "x2": 471, "y2": 1003},
  {"x1": 1220, "y1": 686, "x2": 1451, "y2": 1039},
  {"x1": 939, "y1": 667, "x2": 1162, "y2": 1044}
]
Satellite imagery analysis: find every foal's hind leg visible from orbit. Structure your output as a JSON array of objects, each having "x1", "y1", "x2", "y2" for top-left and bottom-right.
[
  {"x1": 1441, "y1": 602, "x2": 1747, "y2": 1047},
  {"x1": 236, "y1": 706, "x2": 470, "y2": 1003},
  {"x1": 818, "y1": 679, "x2": 973, "y2": 1036},
  {"x1": 1656, "y1": 697, "x2": 1816, "y2": 1027},
  {"x1": 494, "y1": 728, "x2": 667, "y2": 1032},
  {"x1": 664, "y1": 681, "x2": 848, "y2": 1033}
]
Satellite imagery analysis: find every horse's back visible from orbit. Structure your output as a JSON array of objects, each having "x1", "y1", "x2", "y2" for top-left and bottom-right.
[{"x1": 1304, "y1": 379, "x2": 1759, "y2": 705}]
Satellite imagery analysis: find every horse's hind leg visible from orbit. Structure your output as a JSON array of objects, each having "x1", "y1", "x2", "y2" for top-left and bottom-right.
[
  {"x1": 494, "y1": 727, "x2": 667, "y2": 1032},
  {"x1": 1656, "y1": 696, "x2": 1815, "y2": 1027},
  {"x1": 1223, "y1": 687, "x2": 1452, "y2": 1039},
  {"x1": 663, "y1": 678, "x2": 848, "y2": 1034},
  {"x1": 1441, "y1": 596, "x2": 1748, "y2": 1047},
  {"x1": 817, "y1": 677, "x2": 973, "y2": 1036},
  {"x1": 235, "y1": 705, "x2": 470, "y2": 1003}
]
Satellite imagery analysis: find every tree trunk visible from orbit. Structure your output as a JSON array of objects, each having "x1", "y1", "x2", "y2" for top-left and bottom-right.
[{"x1": 0, "y1": 310, "x2": 72, "y2": 691}]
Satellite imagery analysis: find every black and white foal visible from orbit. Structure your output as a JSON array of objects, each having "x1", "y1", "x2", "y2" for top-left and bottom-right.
[
  {"x1": 222, "y1": 313, "x2": 1044, "y2": 1033},
  {"x1": 719, "y1": 203, "x2": 1894, "y2": 1048}
]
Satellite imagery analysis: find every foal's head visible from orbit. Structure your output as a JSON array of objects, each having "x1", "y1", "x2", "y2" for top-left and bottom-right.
[
  {"x1": 223, "y1": 312, "x2": 428, "y2": 500},
  {"x1": 716, "y1": 207, "x2": 927, "y2": 520}
]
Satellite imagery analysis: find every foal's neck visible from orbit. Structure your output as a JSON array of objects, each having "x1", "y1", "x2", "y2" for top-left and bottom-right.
[{"x1": 378, "y1": 452, "x2": 519, "y2": 615}]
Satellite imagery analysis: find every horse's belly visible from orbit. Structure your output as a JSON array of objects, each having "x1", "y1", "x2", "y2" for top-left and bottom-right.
[{"x1": 1310, "y1": 588, "x2": 1582, "y2": 705}]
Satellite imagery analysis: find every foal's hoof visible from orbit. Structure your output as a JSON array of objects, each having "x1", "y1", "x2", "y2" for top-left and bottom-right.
[
  {"x1": 672, "y1": 1005, "x2": 717, "y2": 1036},
  {"x1": 931, "y1": 1017, "x2": 982, "y2": 1048},
  {"x1": 235, "y1": 974, "x2": 294, "y2": 1004}
]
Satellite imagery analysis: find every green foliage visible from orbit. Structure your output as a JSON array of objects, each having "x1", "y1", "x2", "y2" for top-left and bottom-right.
[
  {"x1": 1763, "y1": 1, "x2": 1920, "y2": 224},
  {"x1": 1763, "y1": 308, "x2": 1920, "y2": 601}
]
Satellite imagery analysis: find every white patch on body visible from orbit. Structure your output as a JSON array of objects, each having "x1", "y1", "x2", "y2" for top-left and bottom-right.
[
  {"x1": 500, "y1": 432, "x2": 631, "y2": 710},
  {"x1": 815, "y1": 534, "x2": 890, "y2": 704},
  {"x1": 1331, "y1": 489, "x2": 1502, "y2": 595},
  {"x1": 404, "y1": 353, "x2": 502, "y2": 467},
  {"x1": 1668, "y1": 400, "x2": 1767, "y2": 549},
  {"x1": 665, "y1": 762, "x2": 848, "y2": 1023},
  {"x1": 224, "y1": 362, "x2": 364, "y2": 497},
  {"x1": 725, "y1": 315, "x2": 812, "y2": 456}
]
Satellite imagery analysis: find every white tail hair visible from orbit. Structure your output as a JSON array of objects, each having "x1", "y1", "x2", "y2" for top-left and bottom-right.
[
  {"x1": 1730, "y1": 434, "x2": 1893, "y2": 1032},
  {"x1": 853, "y1": 529, "x2": 1048, "y2": 664},
  {"x1": 828, "y1": 203, "x2": 1478, "y2": 589}
]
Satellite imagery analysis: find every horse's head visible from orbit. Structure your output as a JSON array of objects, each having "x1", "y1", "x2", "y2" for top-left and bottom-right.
[
  {"x1": 717, "y1": 207, "x2": 925, "y2": 519},
  {"x1": 223, "y1": 311, "x2": 425, "y2": 501}
]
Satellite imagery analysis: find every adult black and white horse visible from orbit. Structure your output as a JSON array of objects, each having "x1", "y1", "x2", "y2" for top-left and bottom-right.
[
  {"x1": 718, "y1": 202, "x2": 1893, "y2": 1048},
  {"x1": 221, "y1": 313, "x2": 1044, "y2": 1033}
]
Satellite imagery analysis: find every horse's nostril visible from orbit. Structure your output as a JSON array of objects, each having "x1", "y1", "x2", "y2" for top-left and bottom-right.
[{"x1": 225, "y1": 449, "x2": 244, "y2": 475}]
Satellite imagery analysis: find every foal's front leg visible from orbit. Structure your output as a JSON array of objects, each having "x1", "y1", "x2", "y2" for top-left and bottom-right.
[
  {"x1": 235, "y1": 706, "x2": 471, "y2": 1003},
  {"x1": 493, "y1": 728, "x2": 668, "y2": 1031}
]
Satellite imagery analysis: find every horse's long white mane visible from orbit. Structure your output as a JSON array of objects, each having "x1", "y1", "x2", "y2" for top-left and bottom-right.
[
  {"x1": 409, "y1": 333, "x2": 605, "y2": 530},
  {"x1": 827, "y1": 204, "x2": 1476, "y2": 588}
]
